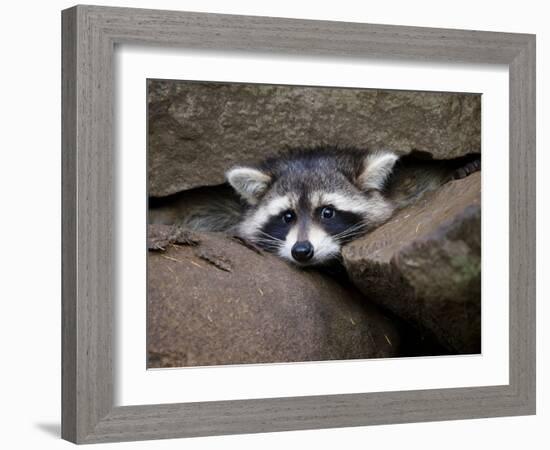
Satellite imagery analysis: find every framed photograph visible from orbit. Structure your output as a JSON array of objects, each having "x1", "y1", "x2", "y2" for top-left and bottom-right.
[{"x1": 62, "y1": 5, "x2": 535, "y2": 444}]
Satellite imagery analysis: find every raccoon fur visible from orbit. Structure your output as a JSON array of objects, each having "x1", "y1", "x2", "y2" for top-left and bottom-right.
[
  {"x1": 225, "y1": 147, "x2": 480, "y2": 266},
  {"x1": 149, "y1": 184, "x2": 244, "y2": 231}
]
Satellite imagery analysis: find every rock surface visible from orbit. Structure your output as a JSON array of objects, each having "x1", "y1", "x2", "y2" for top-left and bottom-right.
[
  {"x1": 342, "y1": 172, "x2": 481, "y2": 354},
  {"x1": 148, "y1": 79, "x2": 481, "y2": 196},
  {"x1": 147, "y1": 226, "x2": 400, "y2": 368}
]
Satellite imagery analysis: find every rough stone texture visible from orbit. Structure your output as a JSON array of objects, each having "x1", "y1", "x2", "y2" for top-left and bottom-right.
[
  {"x1": 147, "y1": 226, "x2": 400, "y2": 368},
  {"x1": 342, "y1": 172, "x2": 481, "y2": 354},
  {"x1": 148, "y1": 79, "x2": 481, "y2": 197}
]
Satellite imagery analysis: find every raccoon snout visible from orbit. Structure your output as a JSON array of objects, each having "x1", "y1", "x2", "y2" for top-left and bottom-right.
[{"x1": 291, "y1": 241, "x2": 314, "y2": 262}]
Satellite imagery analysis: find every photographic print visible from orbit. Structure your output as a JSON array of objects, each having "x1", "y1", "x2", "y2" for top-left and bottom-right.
[
  {"x1": 146, "y1": 79, "x2": 481, "y2": 369},
  {"x1": 61, "y1": 7, "x2": 536, "y2": 442}
]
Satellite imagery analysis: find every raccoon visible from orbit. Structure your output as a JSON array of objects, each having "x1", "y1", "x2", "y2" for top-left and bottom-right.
[{"x1": 226, "y1": 146, "x2": 480, "y2": 267}]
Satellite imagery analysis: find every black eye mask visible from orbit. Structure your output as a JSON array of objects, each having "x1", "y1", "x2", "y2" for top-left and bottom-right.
[
  {"x1": 315, "y1": 207, "x2": 364, "y2": 242},
  {"x1": 260, "y1": 213, "x2": 294, "y2": 244}
]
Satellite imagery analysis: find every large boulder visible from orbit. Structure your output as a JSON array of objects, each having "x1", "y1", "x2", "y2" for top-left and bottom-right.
[
  {"x1": 148, "y1": 80, "x2": 481, "y2": 196},
  {"x1": 147, "y1": 226, "x2": 400, "y2": 368},
  {"x1": 342, "y1": 172, "x2": 481, "y2": 354}
]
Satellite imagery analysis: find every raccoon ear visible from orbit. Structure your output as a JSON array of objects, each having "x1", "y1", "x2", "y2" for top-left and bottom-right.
[
  {"x1": 226, "y1": 166, "x2": 272, "y2": 204},
  {"x1": 356, "y1": 150, "x2": 399, "y2": 191}
]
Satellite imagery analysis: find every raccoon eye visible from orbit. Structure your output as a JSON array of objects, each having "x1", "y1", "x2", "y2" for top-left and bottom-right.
[
  {"x1": 282, "y1": 210, "x2": 296, "y2": 224},
  {"x1": 321, "y1": 206, "x2": 335, "y2": 219}
]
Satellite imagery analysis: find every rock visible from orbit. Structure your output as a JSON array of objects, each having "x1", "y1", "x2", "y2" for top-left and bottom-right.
[
  {"x1": 148, "y1": 80, "x2": 481, "y2": 196},
  {"x1": 147, "y1": 227, "x2": 400, "y2": 368},
  {"x1": 342, "y1": 172, "x2": 481, "y2": 354}
]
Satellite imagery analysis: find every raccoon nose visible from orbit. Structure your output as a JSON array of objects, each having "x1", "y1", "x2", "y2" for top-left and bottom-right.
[{"x1": 291, "y1": 241, "x2": 314, "y2": 262}]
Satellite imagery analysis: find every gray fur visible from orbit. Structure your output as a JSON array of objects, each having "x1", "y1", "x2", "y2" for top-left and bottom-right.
[{"x1": 148, "y1": 184, "x2": 244, "y2": 232}]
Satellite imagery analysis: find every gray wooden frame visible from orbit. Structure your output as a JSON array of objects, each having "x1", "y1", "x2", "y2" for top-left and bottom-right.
[{"x1": 61, "y1": 4, "x2": 536, "y2": 444}]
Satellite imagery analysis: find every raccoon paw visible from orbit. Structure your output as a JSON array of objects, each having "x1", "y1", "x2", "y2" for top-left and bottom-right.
[{"x1": 453, "y1": 159, "x2": 481, "y2": 180}]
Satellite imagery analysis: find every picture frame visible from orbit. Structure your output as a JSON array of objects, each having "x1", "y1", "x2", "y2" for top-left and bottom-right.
[{"x1": 61, "y1": 4, "x2": 536, "y2": 444}]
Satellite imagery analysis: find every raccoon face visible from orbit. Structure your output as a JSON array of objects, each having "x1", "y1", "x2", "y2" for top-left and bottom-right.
[{"x1": 226, "y1": 149, "x2": 399, "y2": 266}]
